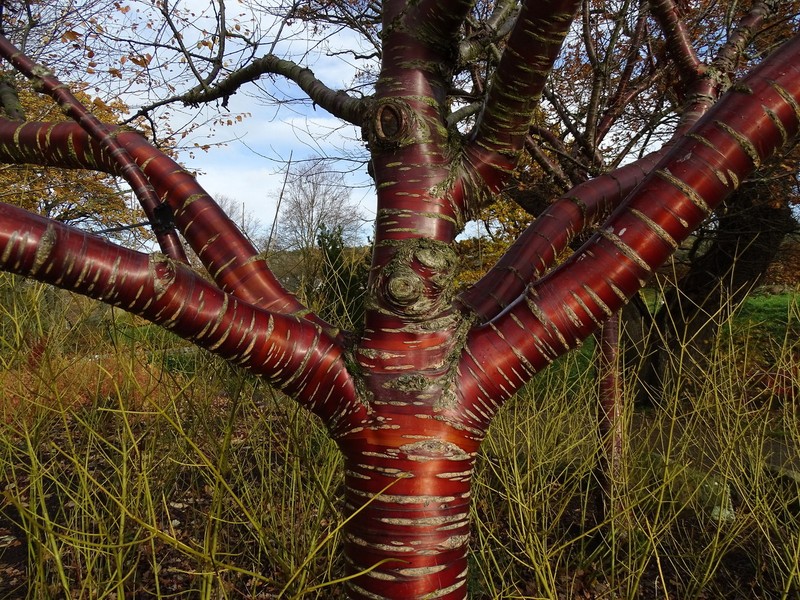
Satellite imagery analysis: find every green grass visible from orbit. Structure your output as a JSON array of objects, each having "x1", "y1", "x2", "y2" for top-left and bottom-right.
[
  {"x1": 733, "y1": 292, "x2": 800, "y2": 342},
  {"x1": 1, "y1": 276, "x2": 798, "y2": 599}
]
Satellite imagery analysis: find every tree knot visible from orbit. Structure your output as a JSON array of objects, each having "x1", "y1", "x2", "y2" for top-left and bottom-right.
[
  {"x1": 375, "y1": 241, "x2": 458, "y2": 318},
  {"x1": 365, "y1": 98, "x2": 414, "y2": 150}
]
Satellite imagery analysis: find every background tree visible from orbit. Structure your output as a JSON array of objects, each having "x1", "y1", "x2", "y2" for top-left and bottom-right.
[
  {"x1": 273, "y1": 159, "x2": 365, "y2": 253},
  {"x1": 0, "y1": 79, "x2": 149, "y2": 247},
  {"x1": 0, "y1": 2, "x2": 799, "y2": 599},
  {"x1": 268, "y1": 157, "x2": 366, "y2": 306}
]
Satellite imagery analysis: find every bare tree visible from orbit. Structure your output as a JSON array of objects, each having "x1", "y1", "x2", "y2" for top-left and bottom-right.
[
  {"x1": 268, "y1": 158, "x2": 366, "y2": 310},
  {"x1": 273, "y1": 159, "x2": 365, "y2": 253}
]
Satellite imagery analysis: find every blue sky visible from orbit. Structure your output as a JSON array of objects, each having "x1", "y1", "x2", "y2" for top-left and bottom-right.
[
  {"x1": 135, "y1": 3, "x2": 379, "y2": 238},
  {"x1": 185, "y1": 97, "x2": 374, "y2": 231}
]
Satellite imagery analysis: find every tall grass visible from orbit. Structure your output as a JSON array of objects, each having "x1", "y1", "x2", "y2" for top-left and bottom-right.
[
  {"x1": 0, "y1": 275, "x2": 345, "y2": 599},
  {"x1": 1, "y1": 273, "x2": 798, "y2": 598},
  {"x1": 468, "y1": 291, "x2": 800, "y2": 599}
]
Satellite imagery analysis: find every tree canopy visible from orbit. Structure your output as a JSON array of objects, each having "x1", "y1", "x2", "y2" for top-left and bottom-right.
[{"x1": 0, "y1": 79, "x2": 150, "y2": 246}]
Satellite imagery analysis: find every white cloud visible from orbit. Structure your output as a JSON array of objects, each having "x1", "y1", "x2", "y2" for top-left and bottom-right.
[
  {"x1": 193, "y1": 163, "x2": 286, "y2": 225},
  {"x1": 115, "y1": 0, "x2": 380, "y2": 233},
  {"x1": 185, "y1": 109, "x2": 374, "y2": 225}
]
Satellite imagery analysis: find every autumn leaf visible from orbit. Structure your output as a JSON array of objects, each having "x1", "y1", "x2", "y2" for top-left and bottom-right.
[
  {"x1": 130, "y1": 54, "x2": 152, "y2": 67},
  {"x1": 60, "y1": 30, "x2": 81, "y2": 43}
]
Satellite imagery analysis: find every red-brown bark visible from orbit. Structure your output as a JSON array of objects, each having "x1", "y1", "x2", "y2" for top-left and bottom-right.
[
  {"x1": 0, "y1": 35, "x2": 189, "y2": 263},
  {"x1": 597, "y1": 313, "x2": 624, "y2": 488},
  {"x1": 0, "y1": 201, "x2": 365, "y2": 432},
  {"x1": 457, "y1": 34, "x2": 800, "y2": 429},
  {"x1": 0, "y1": 1, "x2": 799, "y2": 597},
  {"x1": 0, "y1": 120, "x2": 323, "y2": 323},
  {"x1": 339, "y1": 413, "x2": 478, "y2": 598}
]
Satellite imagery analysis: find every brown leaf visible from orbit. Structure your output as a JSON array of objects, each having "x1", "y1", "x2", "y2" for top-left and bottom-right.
[{"x1": 60, "y1": 30, "x2": 80, "y2": 42}]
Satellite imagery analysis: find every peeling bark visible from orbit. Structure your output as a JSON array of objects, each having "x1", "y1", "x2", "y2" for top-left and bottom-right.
[{"x1": 0, "y1": 2, "x2": 799, "y2": 597}]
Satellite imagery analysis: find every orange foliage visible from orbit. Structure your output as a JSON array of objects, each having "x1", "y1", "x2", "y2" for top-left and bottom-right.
[
  {"x1": 0, "y1": 349, "x2": 177, "y2": 425},
  {"x1": 0, "y1": 81, "x2": 148, "y2": 241},
  {"x1": 764, "y1": 239, "x2": 800, "y2": 287}
]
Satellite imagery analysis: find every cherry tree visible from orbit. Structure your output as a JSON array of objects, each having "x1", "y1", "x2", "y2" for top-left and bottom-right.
[{"x1": 0, "y1": 0, "x2": 799, "y2": 598}]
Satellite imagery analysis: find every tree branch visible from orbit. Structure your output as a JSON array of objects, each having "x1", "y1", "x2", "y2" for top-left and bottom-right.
[
  {"x1": 524, "y1": 136, "x2": 573, "y2": 191},
  {"x1": 595, "y1": 6, "x2": 650, "y2": 141},
  {"x1": 462, "y1": 0, "x2": 581, "y2": 209},
  {"x1": 459, "y1": 1, "x2": 781, "y2": 322},
  {"x1": 542, "y1": 86, "x2": 604, "y2": 171},
  {"x1": 713, "y1": 0, "x2": 777, "y2": 80},
  {"x1": 0, "y1": 119, "x2": 329, "y2": 327},
  {"x1": 0, "y1": 34, "x2": 189, "y2": 263},
  {"x1": 0, "y1": 201, "x2": 366, "y2": 435},
  {"x1": 648, "y1": 0, "x2": 702, "y2": 84},
  {"x1": 455, "y1": 33, "x2": 800, "y2": 430},
  {"x1": 459, "y1": 2, "x2": 797, "y2": 324},
  {"x1": 180, "y1": 54, "x2": 369, "y2": 126},
  {"x1": 457, "y1": 148, "x2": 664, "y2": 321}
]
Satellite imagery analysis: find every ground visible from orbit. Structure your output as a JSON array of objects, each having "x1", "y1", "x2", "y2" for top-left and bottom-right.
[{"x1": 2, "y1": 408, "x2": 797, "y2": 599}]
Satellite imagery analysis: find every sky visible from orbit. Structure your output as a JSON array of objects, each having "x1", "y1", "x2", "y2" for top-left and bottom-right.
[
  {"x1": 184, "y1": 98, "x2": 374, "y2": 233},
  {"x1": 128, "y1": 2, "x2": 379, "y2": 240}
]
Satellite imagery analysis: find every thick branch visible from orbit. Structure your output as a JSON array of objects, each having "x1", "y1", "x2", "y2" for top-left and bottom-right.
[
  {"x1": 454, "y1": 33, "x2": 800, "y2": 431},
  {"x1": 458, "y1": 149, "x2": 663, "y2": 321},
  {"x1": 364, "y1": 0, "x2": 476, "y2": 249},
  {"x1": 0, "y1": 202, "x2": 365, "y2": 434},
  {"x1": 181, "y1": 54, "x2": 368, "y2": 126},
  {"x1": 461, "y1": 2, "x2": 781, "y2": 323},
  {"x1": 659, "y1": 0, "x2": 778, "y2": 122},
  {"x1": 0, "y1": 34, "x2": 188, "y2": 263},
  {"x1": 0, "y1": 119, "x2": 326, "y2": 324},
  {"x1": 461, "y1": 0, "x2": 581, "y2": 208},
  {"x1": 714, "y1": 1, "x2": 776, "y2": 74},
  {"x1": 648, "y1": 0, "x2": 702, "y2": 83}
]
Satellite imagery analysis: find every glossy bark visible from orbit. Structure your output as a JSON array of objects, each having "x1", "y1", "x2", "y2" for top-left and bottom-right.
[
  {"x1": 0, "y1": 2, "x2": 799, "y2": 598},
  {"x1": 339, "y1": 406, "x2": 478, "y2": 599}
]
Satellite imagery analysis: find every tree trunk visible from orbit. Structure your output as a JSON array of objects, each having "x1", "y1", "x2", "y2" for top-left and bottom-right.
[
  {"x1": 0, "y1": 12, "x2": 798, "y2": 600},
  {"x1": 597, "y1": 314, "x2": 624, "y2": 500},
  {"x1": 340, "y1": 426, "x2": 476, "y2": 599}
]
